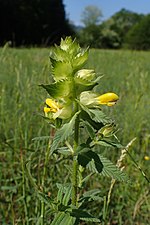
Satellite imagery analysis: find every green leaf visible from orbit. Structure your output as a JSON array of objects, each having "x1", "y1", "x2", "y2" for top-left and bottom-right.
[
  {"x1": 79, "y1": 189, "x2": 103, "y2": 203},
  {"x1": 51, "y1": 112, "x2": 80, "y2": 154},
  {"x1": 88, "y1": 154, "x2": 129, "y2": 182},
  {"x1": 87, "y1": 108, "x2": 112, "y2": 124},
  {"x1": 80, "y1": 109, "x2": 103, "y2": 130},
  {"x1": 92, "y1": 152, "x2": 103, "y2": 173},
  {"x1": 77, "y1": 150, "x2": 103, "y2": 173},
  {"x1": 94, "y1": 139, "x2": 123, "y2": 149},
  {"x1": 40, "y1": 79, "x2": 72, "y2": 99},
  {"x1": 71, "y1": 209, "x2": 100, "y2": 223},
  {"x1": 51, "y1": 212, "x2": 76, "y2": 225},
  {"x1": 57, "y1": 147, "x2": 72, "y2": 156},
  {"x1": 82, "y1": 120, "x2": 96, "y2": 139},
  {"x1": 77, "y1": 150, "x2": 92, "y2": 167},
  {"x1": 56, "y1": 183, "x2": 72, "y2": 206},
  {"x1": 62, "y1": 185, "x2": 72, "y2": 206}
]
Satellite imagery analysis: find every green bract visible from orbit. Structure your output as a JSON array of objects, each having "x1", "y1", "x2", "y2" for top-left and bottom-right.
[{"x1": 41, "y1": 37, "x2": 101, "y2": 120}]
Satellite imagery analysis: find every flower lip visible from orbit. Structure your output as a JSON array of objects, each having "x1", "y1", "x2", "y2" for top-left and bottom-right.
[
  {"x1": 45, "y1": 98, "x2": 60, "y2": 113},
  {"x1": 96, "y1": 92, "x2": 119, "y2": 106}
]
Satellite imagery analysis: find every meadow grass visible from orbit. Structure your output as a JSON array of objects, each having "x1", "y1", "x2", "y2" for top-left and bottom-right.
[{"x1": 0, "y1": 46, "x2": 150, "y2": 224}]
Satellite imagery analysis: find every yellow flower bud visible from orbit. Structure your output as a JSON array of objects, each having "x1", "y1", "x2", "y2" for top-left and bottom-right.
[
  {"x1": 144, "y1": 156, "x2": 150, "y2": 161},
  {"x1": 96, "y1": 93, "x2": 119, "y2": 106}
]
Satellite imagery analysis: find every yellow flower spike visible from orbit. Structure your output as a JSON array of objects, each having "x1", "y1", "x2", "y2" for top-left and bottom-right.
[
  {"x1": 96, "y1": 92, "x2": 119, "y2": 106},
  {"x1": 45, "y1": 98, "x2": 60, "y2": 112}
]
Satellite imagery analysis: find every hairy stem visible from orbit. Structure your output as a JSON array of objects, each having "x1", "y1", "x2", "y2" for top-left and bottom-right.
[{"x1": 72, "y1": 112, "x2": 79, "y2": 206}]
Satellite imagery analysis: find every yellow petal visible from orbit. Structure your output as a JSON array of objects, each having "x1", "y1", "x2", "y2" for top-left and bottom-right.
[
  {"x1": 44, "y1": 107, "x2": 51, "y2": 113},
  {"x1": 45, "y1": 98, "x2": 60, "y2": 111},
  {"x1": 96, "y1": 93, "x2": 119, "y2": 106}
]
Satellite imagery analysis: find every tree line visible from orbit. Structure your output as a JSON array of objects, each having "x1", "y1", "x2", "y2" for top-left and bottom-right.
[
  {"x1": 78, "y1": 7, "x2": 150, "y2": 50},
  {"x1": 0, "y1": 1, "x2": 149, "y2": 50},
  {"x1": 0, "y1": 0, "x2": 74, "y2": 46}
]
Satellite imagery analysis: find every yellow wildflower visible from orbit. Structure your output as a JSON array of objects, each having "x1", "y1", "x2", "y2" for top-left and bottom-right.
[
  {"x1": 96, "y1": 92, "x2": 119, "y2": 106},
  {"x1": 45, "y1": 98, "x2": 60, "y2": 113},
  {"x1": 144, "y1": 156, "x2": 150, "y2": 161}
]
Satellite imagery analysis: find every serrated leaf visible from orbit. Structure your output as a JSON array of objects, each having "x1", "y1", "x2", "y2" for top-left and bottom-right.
[
  {"x1": 88, "y1": 154, "x2": 129, "y2": 182},
  {"x1": 57, "y1": 147, "x2": 72, "y2": 156},
  {"x1": 87, "y1": 108, "x2": 112, "y2": 124},
  {"x1": 56, "y1": 183, "x2": 72, "y2": 206},
  {"x1": 62, "y1": 185, "x2": 72, "y2": 206},
  {"x1": 80, "y1": 109, "x2": 103, "y2": 131},
  {"x1": 81, "y1": 120, "x2": 96, "y2": 140},
  {"x1": 56, "y1": 183, "x2": 64, "y2": 203},
  {"x1": 79, "y1": 189, "x2": 103, "y2": 203},
  {"x1": 71, "y1": 209, "x2": 100, "y2": 223},
  {"x1": 51, "y1": 212, "x2": 76, "y2": 225},
  {"x1": 94, "y1": 139, "x2": 123, "y2": 149},
  {"x1": 77, "y1": 150, "x2": 103, "y2": 173},
  {"x1": 72, "y1": 49, "x2": 89, "y2": 70},
  {"x1": 51, "y1": 112, "x2": 80, "y2": 154},
  {"x1": 40, "y1": 79, "x2": 72, "y2": 99},
  {"x1": 77, "y1": 150, "x2": 92, "y2": 167}
]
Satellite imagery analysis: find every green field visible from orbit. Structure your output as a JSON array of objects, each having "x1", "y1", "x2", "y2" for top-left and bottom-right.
[{"x1": 0, "y1": 46, "x2": 150, "y2": 224}]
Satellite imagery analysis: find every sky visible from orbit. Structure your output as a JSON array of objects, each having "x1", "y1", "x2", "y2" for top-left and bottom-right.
[{"x1": 63, "y1": 0, "x2": 150, "y2": 26}]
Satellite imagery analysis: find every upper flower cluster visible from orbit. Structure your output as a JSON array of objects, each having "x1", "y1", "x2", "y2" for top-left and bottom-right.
[{"x1": 41, "y1": 37, "x2": 119, "y2": 121}]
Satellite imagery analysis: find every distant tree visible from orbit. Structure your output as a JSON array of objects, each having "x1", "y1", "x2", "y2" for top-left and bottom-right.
[
  {"x1": 78, "y1": 7, "x2": 145, "y2": 49},
  {"x1": 111, "y1": 8, "x2": 144, "y2": 44},
  {"x1": 81, "y1": 5, "x2": 103, "y2": 27},
  {"x1": 125, "y1": 14, "x2": 150, "y2": 50},
  {"x1": 78, "y1": 5, "x2": 102, "y2": 48},
  {"x1": 99, "y1": 19, "x2": 121, "y2": 49},
  {"x1": 78, "y1": 24, "x2": 102, "y2": 48},
  {"x1": 0, "y1": 0, "x2": 74, "y2": 46},
  {"x1": 98, "y1": 8, "x2": 144, "y2": 48}
]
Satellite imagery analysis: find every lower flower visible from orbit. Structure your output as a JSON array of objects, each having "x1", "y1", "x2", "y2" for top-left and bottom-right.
[
  {"x1": 80, "y1": 91, "x2": 119, "y2": 107},
  {"x1": 44, "y1": 98, "x2": 73, "y2": 120},
  {"x1": 95, "y1": 93, "x2": 119, "y2": 106}
]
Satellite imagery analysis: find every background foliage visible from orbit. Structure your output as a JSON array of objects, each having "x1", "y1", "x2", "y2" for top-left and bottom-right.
[
  {"x1": 0, "y1": 0, "x2": 149, "y2": 50},
  {"x1": 0, "y1": 0, "x2": 74, "y2": 46},
  {"x1": 78, "y1": 7, "x2": 149, "y2": 50}
]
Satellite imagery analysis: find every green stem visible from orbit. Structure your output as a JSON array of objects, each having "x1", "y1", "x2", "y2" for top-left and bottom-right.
[{"x1": 72, "y1": 113, "x2": 80, "y2": 206}]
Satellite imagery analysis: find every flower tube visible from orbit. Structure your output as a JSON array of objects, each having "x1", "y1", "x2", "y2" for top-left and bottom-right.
[{"x1": 96, "y1": 93, "x2": 119, "y2": 106}]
